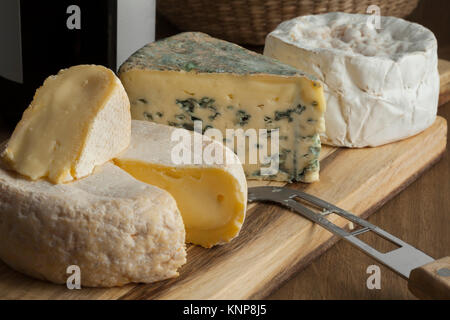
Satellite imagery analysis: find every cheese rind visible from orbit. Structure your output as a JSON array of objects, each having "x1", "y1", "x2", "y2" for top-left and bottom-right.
[
  {"x1": 119, "y1": 32, "x2": 326, "y2": 183},
  {"x1": 264, "y1": 13, "x2": 439, "y2": 147},
  {"x1": 2, "y1": 65, "x2": 131, "y2": 183},
  {"x1": 114, "y1": 120, "x2": 247, "y2": 248},
  {"x1": 0, "y1": 161, "x2": 186, "y2": 287}
]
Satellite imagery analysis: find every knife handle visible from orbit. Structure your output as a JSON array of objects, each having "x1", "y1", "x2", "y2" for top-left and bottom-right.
[{"x1": 408, "y1": 256, "x2": 450, "y2": 300}]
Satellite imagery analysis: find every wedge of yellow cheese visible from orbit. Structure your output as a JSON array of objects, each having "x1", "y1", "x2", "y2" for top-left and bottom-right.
[
  {"x1": 114, "y1": 120, "x2": 247, "y2": 248},
  {"x1": 2, "y1": 65, "x2": 131, "y2": 183}
]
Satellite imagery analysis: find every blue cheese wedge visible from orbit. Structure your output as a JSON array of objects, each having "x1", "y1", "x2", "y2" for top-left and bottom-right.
[{"x1": 118, "y1": 32, "x2": 326, "y2": 182}]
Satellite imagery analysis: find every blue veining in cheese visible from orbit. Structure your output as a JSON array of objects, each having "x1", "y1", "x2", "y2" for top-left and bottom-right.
[{"x1": 119, "y1": 32, "x2": 326, "y2": 182}]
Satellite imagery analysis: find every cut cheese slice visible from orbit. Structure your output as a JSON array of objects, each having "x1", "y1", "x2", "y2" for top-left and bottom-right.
[
  {"x1": 2, "y1": 65, "x2": 131, "y2": 183},
  {"x1": 119, "y1": 32, "x2": 326, "y2": 183},
  {"x1": 0, "y1": 161, "x2": 186, "y2": 287},
  {"x1": 114, "y1": 120, "x2": 247, "y2": 248}
]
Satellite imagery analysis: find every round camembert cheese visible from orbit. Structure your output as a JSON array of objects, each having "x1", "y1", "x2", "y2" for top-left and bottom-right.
[
  {"x1": 0, "y1": 162, "x2": 186, "y2": 287},
  {"x1": 264, "y1": 12, "x2": 439, "y2": 147}
]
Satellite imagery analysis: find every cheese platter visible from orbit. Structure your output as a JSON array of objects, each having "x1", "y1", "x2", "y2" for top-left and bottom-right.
[
  {"x1": 0, "y1": 115, "x2": 446, "y2": 299},
  {"x1": 0, "y1": 12, "x2": 449, "y2": 300}
]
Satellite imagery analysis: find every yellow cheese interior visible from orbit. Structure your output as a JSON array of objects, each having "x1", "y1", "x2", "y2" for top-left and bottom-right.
[
  {"x1": 120, "y1": 70, "x2": 325, "y2": 182},
  {"x1": 2, "y1": 65, "x2": 115, "y2": 183},
  {"x1": 113, "y1": 159, "x2": 246, "y2": 248},
  {"x1": 123, "y1": 70, "x2": 324, "y2": 128}
]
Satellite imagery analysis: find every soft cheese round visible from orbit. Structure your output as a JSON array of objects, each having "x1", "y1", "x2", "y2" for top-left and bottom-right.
[
  {"x1": 264, "y1": 12, "x2": 439, "y2": 147},
  {"x1": 114, "y1": 121, "x2": 248, "y2": 248},
  {"x1": 0, "y1": 162, "x2": 186, "y2": 287}
]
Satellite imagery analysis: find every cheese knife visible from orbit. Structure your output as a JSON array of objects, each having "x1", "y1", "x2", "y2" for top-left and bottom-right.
[{"x1": 248, "y1": 186, "x2": 450, "y2": 300}]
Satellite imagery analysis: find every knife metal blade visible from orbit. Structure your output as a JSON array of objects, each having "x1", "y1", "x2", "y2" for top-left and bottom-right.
[{"x1": 248, "y1": 186, "x2": 434, "y2": 279}]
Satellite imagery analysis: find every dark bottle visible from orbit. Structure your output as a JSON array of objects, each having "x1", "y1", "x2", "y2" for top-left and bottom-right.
[{"x1": 0, "y1": 0, "x2": 155, "y2": 127}]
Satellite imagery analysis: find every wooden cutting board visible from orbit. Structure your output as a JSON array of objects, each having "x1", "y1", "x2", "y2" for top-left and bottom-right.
[{"x1": 0, "y1": 62, "x2": 449, "y2": 300}]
